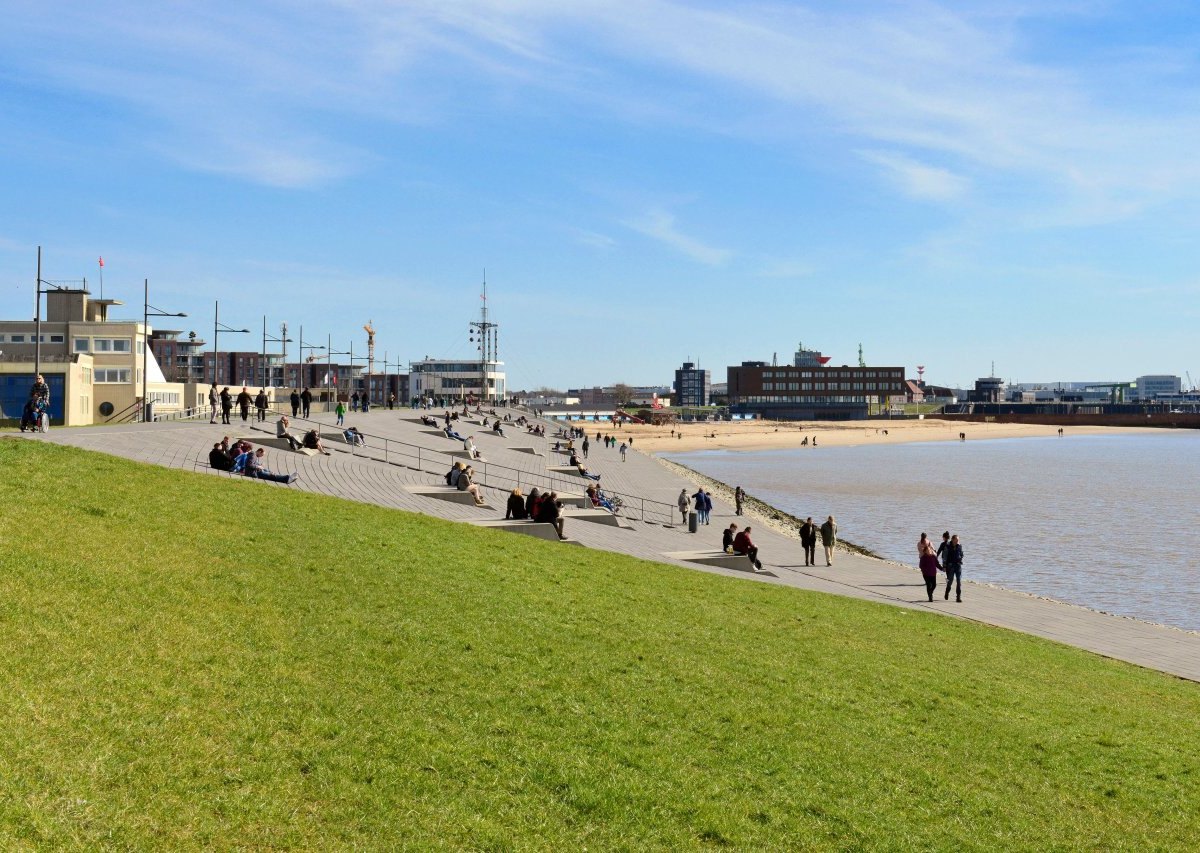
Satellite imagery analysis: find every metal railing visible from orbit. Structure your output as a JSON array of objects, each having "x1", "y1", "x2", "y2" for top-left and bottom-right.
[{"x1": 252, "y1": 409, "x2": 678, "y2": 525}]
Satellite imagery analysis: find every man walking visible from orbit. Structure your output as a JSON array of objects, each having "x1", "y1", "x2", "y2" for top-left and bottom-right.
[
  {"x1": 734, "y1": 486, "x2": 745, "y2": 516},
  {"x1": 942, "y1": 534, "x2": 964, "y2": 602},
  {"x1": 290, "y1": 389, "x2": 301, "y2": 417},
  {"x1": 820, "y1": 515, "x2": 838, "y2": 567},
  {"x1": 301, "y1": 387, "x2": 312, "y2": 419},
  {"x1": 209, "y1": 382, "x2": 220, "y2": 424},
  {"x1": 237, "y1": 386, "x2": 252, "y2": 422},
  {"x1": 799, "y1": 517, "x2": 817, "y2": 566}
]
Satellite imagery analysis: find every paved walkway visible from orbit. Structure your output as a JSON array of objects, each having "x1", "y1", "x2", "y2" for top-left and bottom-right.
[{"x1": 19, "y1": 406, "x2": 1200, "y2": 683}]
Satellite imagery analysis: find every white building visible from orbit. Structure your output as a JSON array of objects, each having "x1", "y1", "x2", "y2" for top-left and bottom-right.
[
  {"x1": 410, "y1": 357, "x2": 506, "y2": 404},
  {"x1": 1135, "y1": 375, "x2": 1182, "y2": 401}
]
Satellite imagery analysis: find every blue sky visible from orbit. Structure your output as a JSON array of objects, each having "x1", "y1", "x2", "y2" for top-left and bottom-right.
[{"x1": 2, "y1": 1, "x2": 1200, "y2": 391}]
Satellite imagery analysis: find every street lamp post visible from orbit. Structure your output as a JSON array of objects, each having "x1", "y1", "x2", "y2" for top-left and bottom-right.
[
  {"x1": 142, "y1": 278, "x2": 187, "y2": 422},
  {"x1": 261, "y1": 315, "x2": 293, "y2": 389},
  {"x1": 213, "y1": 300, "x2": 250, "y2": 387},
  {"x1": 326, "y1": 333, "x2": 350, "y2": 412},
  {"x1": 296, "y1": 324, "x2": 326, "y2": 391}
]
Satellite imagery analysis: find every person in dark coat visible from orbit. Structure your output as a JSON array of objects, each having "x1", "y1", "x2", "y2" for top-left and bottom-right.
[
  {"x1": 209, "y1": 441, "x2": 233, "y2": 471},
  {"x1": 236, "y1": 387, "x2": 251, "y2": 421},
  {"x1": 942, "y1": 535, "x2": 964, "y2": 602},
  {"x1": 300, "y1": 387, "x2": 312, "y2": 418},
  {"x1": 798, "y1": 517, "x2": 818, "y2": 566},
  {"x1": 219, "y1": 387, "x2": 233, "y2": 425},
  {"x1": 535, "y1": 491, "x2": 566, "y2": 539},
  {"x1": 255, "y1": 388, "x2": 268, "y2": 422},
  {"x1": 506, "y1": 489, "x2": 527, "y2": 520},
  {"x1": 722, "y1": 523, "x2": 738, "y2": 554},
  {"x1": 290, "y1": 389, "x2": 301, "y2": 417}
]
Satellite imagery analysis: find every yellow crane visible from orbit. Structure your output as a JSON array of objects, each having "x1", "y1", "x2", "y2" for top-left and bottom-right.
[{"x1": 363, "y1": 321, "x2": 376, "y2": 376}]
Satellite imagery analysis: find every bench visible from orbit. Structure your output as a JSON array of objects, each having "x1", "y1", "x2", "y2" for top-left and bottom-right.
[
  {"x1": 560, "y1": 507, "x2": 633, "y2": 529},
  {"x1": 662, "y1": 550, "x2": 777, "y2": 577},
  {"x1": 470, "y1": 519, "x2": 583, "y2": 545},
  {"x1": 404, "y1": 485, "x2": 493, "y2": 509}
]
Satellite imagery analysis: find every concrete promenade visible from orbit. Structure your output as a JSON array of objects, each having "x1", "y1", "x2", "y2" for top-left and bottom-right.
[{"x1": 20, "y1": 405, "x2": 1200, "y2": 683}]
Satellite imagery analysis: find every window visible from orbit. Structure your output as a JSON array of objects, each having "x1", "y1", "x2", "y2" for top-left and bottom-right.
[
  {"x1": 50, "y1": 334, "x2": 64, "y2": 343},
  {"x1": 95, "y1": 368, "x2": 131, "y2": 383},
  {"x1": 0, "y1": 335, "x2": 5, "y2": 343},
  {"x1": 94, "y1": 339, "x2": 111, "y2": 352},
  {"x1": 82, "y1": 368, "x2": 93, "y2": 384},
  {"x1": 92, "y1": 338, "x2": 131, "y2": 353},
  {"x1": 10, "y1": 334, "x2": 25, "y2": 343},
  {"x1": 75, "y1": 338, "x2": 90, "y2": 352}
]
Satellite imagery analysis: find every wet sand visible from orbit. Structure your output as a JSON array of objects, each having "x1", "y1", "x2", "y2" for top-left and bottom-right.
[{"x1": 616, "y1": 417, "x2": 1160, "y2": 453}]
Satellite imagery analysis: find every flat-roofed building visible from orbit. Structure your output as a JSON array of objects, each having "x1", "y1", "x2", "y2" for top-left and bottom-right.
[
  {"x1": 727, "y1": 359, "x2": 906, "y2": 420},
  {"x1": 410, "y1": 358, "x2": 505, "y2": 405},
  {"x1": 0, "y1": 288, "x2": 185, "y2": 425}
]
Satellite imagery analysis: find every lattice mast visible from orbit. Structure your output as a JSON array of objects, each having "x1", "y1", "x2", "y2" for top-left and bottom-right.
[{"x1": 469, "y1": 273, "x2": 499, "y2": 403}]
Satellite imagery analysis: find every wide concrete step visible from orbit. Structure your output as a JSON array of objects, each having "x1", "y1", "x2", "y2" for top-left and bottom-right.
[
  {"x1": 471, "y1": 519, "x2": 583, "y2": 545},
  {"x1": 405, "y1": 485, "x2": 493, "y2": 509},
  {"x1": 663, "y1": 550, "x2": 777, "y2": 577},
  {"x1": 561, "y1": 508, "x2": 633, "y2": 529}
]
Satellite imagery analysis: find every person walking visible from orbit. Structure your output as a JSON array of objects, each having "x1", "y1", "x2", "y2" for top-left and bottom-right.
[
  {"x1": 799, "y1": 517, "x2": 818, "y2": 566},
  {"x1": 692, "y1": 488, "x2": 707, "y2": 526},
  {"x1": 336, "y1": 399, "x2": 346, "y2": 426},
  {"x1": 942, "y1": 534, "x2": 964, "y2": 602},
  {"x1": 619, "y1": 441, "x2": 628, "y2": 462},
  {"x1": 219, "y1": 387, "x2": 233, "y2": 425},
  {"x1": 209, "y1": 382, "x2": 220, "y2": 424},
  {"x1": 734, "y1": 486, "x2": 745, "y2": 516},
  {"x1": 289, "y1": 389, "x2": 301, "y2": 417},
  {"x1": 917, "y1": 532, "x2": 940, "y2": 602},
  {"x1": 300, "y1": 387, "x2": 312, "y2": 418},
  {"x1": 582, "y1": 437, "x2": 589, "y2": 459},
  {"x1": 255, "y1": 388, "x2": 269, "y2": 422},
  {"x1": 236, "y1": 386, "x2": 251, "y2": 422},
  {"x1": 819, "y1": 515, "x2": 838, "y2": 566},
  {"x1": 678, "y1": 489, "x2": 689, "y2": 525},
  {"x1": 701, "y1": 490, "x2": 713, "y2": 525},
  {"x1": 351, "y1": 391, "x2": 359, "y2": 412}
]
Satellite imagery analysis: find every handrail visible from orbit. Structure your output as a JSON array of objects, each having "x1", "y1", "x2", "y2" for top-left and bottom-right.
[
  {"x1": 256, "y1": 408, "x2": 678, "y2": 525},
  {"x1": 105, "y1": 398, "x2": 144, "y2": 424}
]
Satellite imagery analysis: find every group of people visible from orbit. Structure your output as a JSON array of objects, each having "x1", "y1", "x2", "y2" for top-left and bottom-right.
[
  {"x1": 680, "y1": 488, "x2": 714, "y2": 524},
  {"x1": 208, "y1": 384, "x2": 274, "y2": 425},
  {"x1": 19, "y1": 374, "x2": 50, "y2": 432},
  {"x1": 275, "y1": 415, "x2": 331, "y2": 455},
  {"x1": 446, "y1": 461, "x2": 487, "y2": 506},
  {"x1": 918, "y1": 531, "x2": 965, "y2": 602},
  {"x1": 799, "y1": 516, "x2": 838, "y2": 567},
  {"x1": 288, "y1": 388, "x2": 314, "y2": 418},
  {"x1": 721, "y1": 523, "x2": 764, "y2": 571},
  {"x1": 208, "y1": 436, "x2": 299, "y2": 484},
  {"x1": 504, "y1": 487, "x2": 567, "y2": 538}
]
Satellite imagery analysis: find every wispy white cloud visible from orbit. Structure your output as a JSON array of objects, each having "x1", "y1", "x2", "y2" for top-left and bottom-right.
[
  {"x1": 859, "y1": 150, "x2": 970, "y2": 201},
  {"x1": 621, "y1": 209, "x2": 731, "y2": 265},
  {"x1": 569, "y1": 227, "x2": 617, "y2": 250}
]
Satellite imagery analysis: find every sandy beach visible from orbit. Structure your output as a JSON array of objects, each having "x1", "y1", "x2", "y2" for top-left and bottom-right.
[{"x1": 618, "y1": 417, "x2": 1160, "y2": 453}]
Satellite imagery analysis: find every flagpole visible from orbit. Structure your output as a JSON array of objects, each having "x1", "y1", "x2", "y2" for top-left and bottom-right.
[{"x1": 98, "y1": 256, "x2": 104, "y2": 300}]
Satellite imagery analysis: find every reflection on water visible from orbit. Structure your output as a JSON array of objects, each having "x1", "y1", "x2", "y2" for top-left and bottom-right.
[{"x1": 667, "y1": 432, "x2": 1200, "y2": 632}]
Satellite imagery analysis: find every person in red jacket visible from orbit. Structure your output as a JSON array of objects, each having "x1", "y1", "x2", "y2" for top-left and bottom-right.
[{"x1": 732, "y1": 527, "x2": 763, "y2": 571}]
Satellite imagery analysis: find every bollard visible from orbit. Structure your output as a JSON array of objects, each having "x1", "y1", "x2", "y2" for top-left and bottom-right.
[{"x1": 688, "y1": 511, "x2": 699, "y2": 534}]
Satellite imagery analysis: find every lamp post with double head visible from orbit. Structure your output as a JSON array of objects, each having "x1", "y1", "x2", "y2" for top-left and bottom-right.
[
  {"x1": 142, "y1": 278, "x2": 186, "y2": 421},
  {"x1": 261, "y1": 315, "x2": 292, "y2": 389},
  {"x1": 296, "y1": 324, "x2": 326, "y2": 392},
  {"x1": 326, "y1": 333, "x2": 351, "y2": 412},
  {"x1": 213, "y1": 300, "x2": 250, "y2": 387}
]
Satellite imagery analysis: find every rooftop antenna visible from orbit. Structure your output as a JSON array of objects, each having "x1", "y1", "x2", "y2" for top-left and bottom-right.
[
  {"x1": 858, "y1": 343, "x2": 865, "y2": 368},
  {"x1": 917, "y1": 365, "x2": 925, "y2": 384},
  {"x1": 772, "y1": 351, "x2": 778, "y2": 367}
]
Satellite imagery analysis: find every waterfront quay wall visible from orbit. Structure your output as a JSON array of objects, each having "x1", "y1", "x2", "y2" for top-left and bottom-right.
[{"x1": 932, "y1": 412, "x2": 1200, "y2": 429}]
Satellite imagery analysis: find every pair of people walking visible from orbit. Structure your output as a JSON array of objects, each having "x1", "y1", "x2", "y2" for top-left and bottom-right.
[
  {"x1": 917, "y1": 531, "x2": 964, "y2": 602},
  {"x1": 797, "y1": 516, "x2": 836, "y2": 566}
]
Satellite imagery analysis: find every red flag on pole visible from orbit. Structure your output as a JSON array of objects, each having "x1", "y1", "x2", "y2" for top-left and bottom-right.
[{"x1": 98, "y1": 256, "x2": 104, "y2": 267}]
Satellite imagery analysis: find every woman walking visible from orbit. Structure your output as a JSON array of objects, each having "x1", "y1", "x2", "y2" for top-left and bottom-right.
[{"x1": 917, "y1": 532, "x2": 940, "y2": 602}]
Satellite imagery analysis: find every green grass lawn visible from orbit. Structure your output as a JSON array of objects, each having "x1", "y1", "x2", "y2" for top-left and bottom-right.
[{"x1": 0, "y1": 439, "x2": 1197, "y2": 849}]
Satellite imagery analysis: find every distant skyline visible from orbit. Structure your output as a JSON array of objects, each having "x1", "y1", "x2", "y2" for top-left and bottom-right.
[{"x1": 3, "y1": 2, "x2": 1199, "y2": 391}]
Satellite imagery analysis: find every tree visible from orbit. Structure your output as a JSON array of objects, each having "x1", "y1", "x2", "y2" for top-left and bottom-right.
[{"x1": 612, "y1": 383, "x2": 633, "y2": 407}]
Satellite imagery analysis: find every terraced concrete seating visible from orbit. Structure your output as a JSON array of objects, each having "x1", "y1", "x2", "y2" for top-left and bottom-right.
[
  {"x1": 510, "y1": 447, "x2": 544, "y2": 456},
  {"x1": 470, "y1": 519, "x2": 582, "y2": 544},
  {"x1": 405, "y1": 485, "x2": 493, "y2": 509},
  {"x1": 560, "y1": 507, "x2": 633, "y2": 528},
  {"x1": 663, "y1": 550, "x2": 776, "y2": 577},
  {"x1": 547, "y1": 465, "x2": 590, "y2": 476}
]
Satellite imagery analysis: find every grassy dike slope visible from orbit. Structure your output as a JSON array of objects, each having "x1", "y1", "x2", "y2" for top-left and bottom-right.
[{"x1": 0, "y1": 440, "x2": 1196, "y2": 849}]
